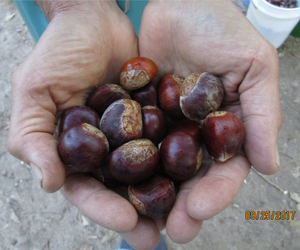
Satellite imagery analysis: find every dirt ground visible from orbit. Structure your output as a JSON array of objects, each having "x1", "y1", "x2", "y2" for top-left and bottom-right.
[{"x1": 0, "y1": 0, "x2": 300, "y2": 249}]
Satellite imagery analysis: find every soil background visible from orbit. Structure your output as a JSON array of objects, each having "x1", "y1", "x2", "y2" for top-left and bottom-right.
[{"x1": 0, "y1": 0, "x2": 300, "y2": 249}]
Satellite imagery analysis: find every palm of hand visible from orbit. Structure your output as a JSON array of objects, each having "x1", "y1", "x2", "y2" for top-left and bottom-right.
[
  {"x1": 8, "y1": 4, "x2": 138, "y2": 192},
  {"x1": 137, "y1": 0, "x2": 281, "y2": 244}
]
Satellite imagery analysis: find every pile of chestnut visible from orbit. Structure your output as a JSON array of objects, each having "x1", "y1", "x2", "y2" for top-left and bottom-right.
[{"x1": 57, "y1": 57, "x2": 245, "y2": 218}]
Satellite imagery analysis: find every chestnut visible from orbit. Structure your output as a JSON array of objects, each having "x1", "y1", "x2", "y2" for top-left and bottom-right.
[
  {"x1": 167, "y1": 119, "x2": 201, "y2": 142},
  {"x1": 180, "y1": 72, "x2": 224, "y2": 122},
  {"x1": 58, "y1": 123, "x2": 109, "y2": 173},
  {"x1": 128, "y1": 174, "x2": 176, "y2": 218},
  {"x1": 86, "y1": 83, "x2": 131, "y2": 117},
  {"x1": 58, "y1": 106, "x2": 100, "y2": 136},
  {"x1": 120, "y1": 57, "x2": 158, "y2": 91},
  {"x1": 100, "y1": 99, "x2": 143, "y2": 148},
  {"x1": 109, "y1": 139, "x2": 159, "y2": 184},
  {"x1": 202, "y1": 111, "x2": 245, "y2": 162},
  {"x1": 160, "y1": 131, "x2": 202, "y2": 182},
  {"x1": 157, "y1": 74, "x2": 186, "y2": 120},
  {"x1": 92, "y1": 164, "x2": 122, "y2": 187},
  {"x1": 142, "y1": 106, "x2": 167, "y2": 145},
  {"x1": 131, "y1": 81, "x2": 157, "y2": 107}
]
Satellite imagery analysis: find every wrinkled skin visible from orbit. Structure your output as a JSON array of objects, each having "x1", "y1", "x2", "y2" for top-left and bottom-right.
[{"x1": 7, "y1": 0, "x2": 282, "y2": 249}]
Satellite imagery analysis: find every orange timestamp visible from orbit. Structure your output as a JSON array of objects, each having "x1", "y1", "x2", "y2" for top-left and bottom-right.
[{"x1": 245, "y1": 211, "x2": 296, "y2": 220}]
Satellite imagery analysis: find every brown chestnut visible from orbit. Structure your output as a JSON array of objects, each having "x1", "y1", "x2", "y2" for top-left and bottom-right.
[
  {"x1": 160, "y1": 131, "x2": 202, "y2": 182},
  {"x1": 120, "y1": 57, "x2": 158, "y2": 91},
  {"x1": 157, "y1": 74, "x2": 185, "y2": 120},
  {"x1": 128, "y1": 174, "x2": 176, "y2": 218},
  {"x1": 131, "y1": 81, "x2": 157, "y2": 107},
  {"x1": 58, "y1": 123, "x2": 109, "y2": 173},
  {"x1": 58, "y1": 106, "x2": 100, "y2": 136},
  {"x1": 202, "y1": 111, "x2": 245, "y2": 162},
  {"x1": 109, "y1": 139, "x2": 159, "y2": 184},
  {"x1": 167, "y1": 119, "x2": 201, "y2": 142},
  {"x1": 142, "y1": 106, "x2": 167, "y2": 145},
  {"x1": 100, "y1": 99, "x2": 143, "y2": 148},
  {"x1": 86, "y1": 83, "x2": 131, "y2": 117},
  {"x1": 180, "y1": 72, "x2": 224, "y2": 122},
  {"x1": 92, "y1": 164, "x2": 122, "y2": 187}
]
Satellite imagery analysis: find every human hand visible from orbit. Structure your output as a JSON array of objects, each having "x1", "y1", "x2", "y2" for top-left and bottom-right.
[
  {"x1": 8, "y1": 0, "x2": 141, "y2": 235},
  {"x1": 132, "y1": 0, "x2": 282, "y2": 246}
]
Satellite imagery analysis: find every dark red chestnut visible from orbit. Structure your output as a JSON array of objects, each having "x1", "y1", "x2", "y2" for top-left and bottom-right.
[
  {"x1": 86, "y1": 83, "x2": 131, "y2": 117},
  {"x1": 131, "y1": 81, "x2": 157, "y2": 107},
  {"x1": 100, "y1": 99, "x2": 143, "y2": 148},
  {"x1": 128, "y1": 174, "x2": 176, "y2": 218},
  {"x1": 58, "y1": 123, "x2": 109, "y2": 173},
  {"x1": 109, "y1": 139, "x2": 159, "y2": 184},
  {"x1": 160, "y1": 131, "x2": 202, "y2": 182},
  {"x1": 202, "y1": 111, "x2": 245, "y2": 162},
  {"x1": 58, "y1": 106, "x2": 100, "y2": 136},
  {"x1": 180, "y1": 72, "x2": 224, "y2": 122},
  {"x1": 92, "y1": 164, "x2": 122, "y2": 187},
  {"x1": 167, "y1": 119, "x2": 201, "y2": 142},
  {"x1": 142, "y1": 106, "x2": 167, "y2": 145},
  {"x1": 120, "y1": 57, "x2": 158, "y2": 91},
  {"x1": 157, "y1": 74, "x2": 185, "y2": 120}
]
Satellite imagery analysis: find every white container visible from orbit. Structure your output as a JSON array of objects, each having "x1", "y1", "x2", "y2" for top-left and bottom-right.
[{"x1": 246, "y1": 0, "x2": 300, "y2": 48}]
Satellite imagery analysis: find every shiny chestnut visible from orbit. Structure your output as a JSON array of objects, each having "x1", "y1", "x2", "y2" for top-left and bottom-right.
[
  {"x1": 157, "y1": 74, "x2": 185, "y2": 120},
  {"x1": 180, "y1": 72, "x2": 224, "y2": 122},
  {"x1": 100, "y1": 99, "x2": 143, "y2": 148},
  {"x1": 160, "y1": 131, "x2": 203, "y2": 182},
  {"x1": 202, "y1": 111, "x2": 245, "y2": 162},
  {"x1": 142, "y1": 106, "x2": 167, "y2": 145},
  {"x1": 58, "y1": 123, "x2": 109, "y2": 173},
  {"x1": 92, "y1": 164, "x2": 122, "y2": 187},
  {"x1": 58, "y1": 106, "x2": 100, "y2": 136},
  {"x1": 86, "y1": 83, "x2": 130, "y2": 117},
  {"x1": 167, "y1": 119, "x2": 201, "y2": 142},
  {"x1": 129, "y1": 174, "x2": 176, "y2": 218},
  {"x1": 131, "y1": 81, "x2": 157, "y2": 107},
  {"x1": 120, "y1": 57, "x2": 158, "y2": 90},
  {"x1": 109, "y1": 139, "x2": 159, "y2": 184}
]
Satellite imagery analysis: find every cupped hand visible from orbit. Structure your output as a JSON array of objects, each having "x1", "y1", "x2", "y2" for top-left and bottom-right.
[
  {"x1": 134, "y1": 0, "x2": 282, "y2": 245},
  {"x1": 8, "y1": 0, "x2": 141, "y2": 235}
]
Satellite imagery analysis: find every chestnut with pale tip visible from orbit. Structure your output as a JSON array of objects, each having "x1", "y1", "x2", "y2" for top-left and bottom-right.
[
  {"x1": 142, "y1": 106, "x2": 167, "y2": 145},
  {"x1": 120, "y1": 57, "x2": 158, "y2": 91},
  {"x1": 58, "y1": 106, "x2": 100, "y2": 136},
  {"x1": 57, "y1": 123, "x2": 109, "y2": 173},
  {"x1": 180, "y1": 72, "x2": 224, "y2": 122},
  {"x1": 100, "y1": 99, "x2": 143, "y2": 148},
  {"x1": 86, "y1": 83, "x2": 131, "y2": 117},
  {"x1": 109, "y1": 139, "x2": 159, "y2": 184},
  {"x1": 202, "y1": 111, "x2": 245, "y2": 162},
  {"x1": 128, "y1": 174, "x2": 176, "y2": 218},
  {"x1": 157, "y1": 74, "x2": 186, "y2": 120},
  {"x1": 160, "y1": 131, "x2": 203, "y2": 182}
]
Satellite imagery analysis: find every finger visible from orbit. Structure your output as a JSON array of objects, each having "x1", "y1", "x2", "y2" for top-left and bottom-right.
[
  {"x1": 166, "y1": 189, "x2": 203, "y2": 244},
  {"x1": 187, "y1": 154, "x2": 250, "y2": 220},
  {"x1": 152, "y1": 217, "x2": 166, "y2": 232},
  {"x1": 120, "y1": 216, "x2": 161, "y2": 250},
  {"x1": 165, "y1": 160, "x2": 210, "y2": 244},
  {"x1": 61, "y1": 174, "x2": 138, "y2": 233},
  {"x1": 239, "y1": 45, "x2": 282, "y2": 175}
]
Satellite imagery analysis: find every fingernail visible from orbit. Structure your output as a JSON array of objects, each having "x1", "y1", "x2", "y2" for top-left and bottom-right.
[
  {"x1": 30, "y1": 163, "x2": 43, "y2": 188},
  {"x1": 275, "y1": 149, "x2": 280, "y2": 170}
]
